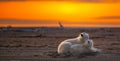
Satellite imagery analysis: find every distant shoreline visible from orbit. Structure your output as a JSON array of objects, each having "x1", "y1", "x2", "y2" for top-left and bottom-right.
[{"x1": 0, "y1": 26, "x2": 120, "y2": 29}]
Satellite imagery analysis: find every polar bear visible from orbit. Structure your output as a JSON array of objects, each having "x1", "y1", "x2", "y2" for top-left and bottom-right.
[
  {"x1": 57, "y1": 32, "x2": 89, "y2": 55},
  {"x1": 70, "y1": 39, "x2": 100, "y2": 56},
  {"x1": 57, "y1": 32, "x2": 101, "y2": 56}
]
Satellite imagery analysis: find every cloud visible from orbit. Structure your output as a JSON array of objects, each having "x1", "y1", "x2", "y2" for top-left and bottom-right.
[
  {"x1": 0, "y1": 19, "x2": 57, "y2": 24},
  {"x1": 97, "y1": 16, "x2": 120, "y2": 19},
  {"x1": 80, "y1": 0, "x2": 101, "y2": 2},
  {"x1": 63, "y1": 22, "x2": 120, "y2": 25}
]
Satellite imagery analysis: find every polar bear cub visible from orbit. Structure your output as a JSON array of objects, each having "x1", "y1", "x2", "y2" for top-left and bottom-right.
[
  {"x1": 70, "y1": 39, "x2": 99, "y2": 56},
  {"x1": 57, "y1": 32, "x2": 89, "y2": 55}
]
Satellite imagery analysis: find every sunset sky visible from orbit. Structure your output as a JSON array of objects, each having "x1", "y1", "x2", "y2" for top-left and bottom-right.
[{"x1": 0, "y1": 0, "x2": 120, "y2": 27}]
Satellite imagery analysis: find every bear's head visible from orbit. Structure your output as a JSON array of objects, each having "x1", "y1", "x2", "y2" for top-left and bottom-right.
[
  {"x1": 77, "y1": 32, "x2": 89, "y2": 43},
  {"x1": 80, "y1": 32, "x2": 89, "y2": 40}
]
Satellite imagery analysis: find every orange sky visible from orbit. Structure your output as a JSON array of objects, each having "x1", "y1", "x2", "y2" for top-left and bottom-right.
[{"x1": 0, "y1": 0, "x2": 120, "y2": 27}]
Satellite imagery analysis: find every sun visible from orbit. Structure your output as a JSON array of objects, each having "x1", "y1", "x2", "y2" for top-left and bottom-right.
[{"x1": 58, "y1": 3, "x2": 78, "y2": 14}]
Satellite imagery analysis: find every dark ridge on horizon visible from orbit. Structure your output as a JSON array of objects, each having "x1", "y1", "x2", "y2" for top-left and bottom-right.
[
  {"x1": 0, "y1": 19, "x2": 57, "y2": 24},
  {"x1": 3, "y1": 25, "x2": 120, "y2": 28},
  {"x1": 0, "y1": 19, "x2": 120, "y2": 25}
]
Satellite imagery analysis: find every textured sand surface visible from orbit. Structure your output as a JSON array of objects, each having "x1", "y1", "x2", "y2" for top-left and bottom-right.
[{"x1": 0, "y1": 28, "x2": 120, "y2": 61}]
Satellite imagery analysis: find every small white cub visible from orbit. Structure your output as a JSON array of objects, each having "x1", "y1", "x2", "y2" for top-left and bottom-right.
[{"x1": 70, "y1": 39, "x2": 98, "y2": 56}]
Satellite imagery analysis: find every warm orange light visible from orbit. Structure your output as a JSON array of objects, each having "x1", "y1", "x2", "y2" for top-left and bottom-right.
[
  {"x1": 58, "y1": 3, "x2": 78, "y2": 14},
  {"x1": 0, "y1": 1, "x2": 120, "y2": 27}
]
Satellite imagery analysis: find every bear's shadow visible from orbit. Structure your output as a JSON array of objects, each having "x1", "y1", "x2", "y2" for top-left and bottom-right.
[{"x1": 47, "y1": 51, "x2": 100, "y2": 58}]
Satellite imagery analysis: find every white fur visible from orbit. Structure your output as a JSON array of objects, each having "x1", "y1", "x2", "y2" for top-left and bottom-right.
[
  {"x1": 70, "y1": 39, "x2": 99, "y2": 56},
  {"x1": 57, "y1": 32, "x2": 100, "y2": 56},
  {"x1": 58, "y1": 32, "x2": 89, "y2": 54}
]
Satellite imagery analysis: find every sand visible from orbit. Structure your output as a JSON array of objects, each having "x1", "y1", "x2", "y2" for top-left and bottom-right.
[{"x1": 0, "y1": 27, "x2": 120, "y2": 61}]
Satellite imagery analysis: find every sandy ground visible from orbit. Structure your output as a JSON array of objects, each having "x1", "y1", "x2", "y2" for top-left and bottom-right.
[{"x1": 0, "y1": 27, "x2": 120, "y2": 61}]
